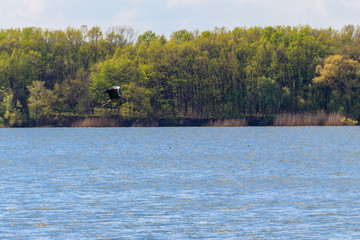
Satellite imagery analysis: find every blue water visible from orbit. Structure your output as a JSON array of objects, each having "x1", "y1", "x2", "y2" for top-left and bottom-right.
[{"x1": 1, "y1": 127, "x2": 360, "y2": 239}]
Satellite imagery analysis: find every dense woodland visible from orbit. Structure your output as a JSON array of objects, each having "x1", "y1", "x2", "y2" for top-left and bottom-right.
[{"x1": 1, "y1": 25, "x2": 360, "y2": 127}]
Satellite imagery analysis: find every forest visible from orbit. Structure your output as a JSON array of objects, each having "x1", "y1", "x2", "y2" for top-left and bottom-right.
[{"x1": 0, "y1": 25, "x2": 360, "y2": 127}]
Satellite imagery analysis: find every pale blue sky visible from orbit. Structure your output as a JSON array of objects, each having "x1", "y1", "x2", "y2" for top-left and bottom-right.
[{"x1": 0, "y1": 0, "x2": 359, "y2": 37}]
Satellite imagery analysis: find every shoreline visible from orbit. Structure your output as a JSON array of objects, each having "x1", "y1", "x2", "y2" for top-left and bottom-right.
[{"x1": 3, "y1": 112, "x2": 356, "y2": 128}]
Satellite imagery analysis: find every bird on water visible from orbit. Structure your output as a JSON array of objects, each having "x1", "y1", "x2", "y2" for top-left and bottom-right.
[{"x1": 102, "y1": 86, "x2": 122, "y2": 107}]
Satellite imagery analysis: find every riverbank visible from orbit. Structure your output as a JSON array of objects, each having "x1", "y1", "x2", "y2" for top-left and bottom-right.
[{"x1": 11, "y1": 112, "x2": 355, "y2": 128}]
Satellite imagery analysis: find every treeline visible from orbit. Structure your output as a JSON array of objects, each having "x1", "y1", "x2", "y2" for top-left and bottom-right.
[{"x1": 1, "y1": 25, "x2": 360, "y2": 127}]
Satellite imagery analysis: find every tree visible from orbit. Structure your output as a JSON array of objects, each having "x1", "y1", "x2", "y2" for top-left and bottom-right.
[
  {"x1": 121, "y1": 82, "x2": 153, "y2": 118},
  {"x1": 0, "y1": 49, "x2": 37, "y2": 116},
  {"x1": 52, "y1": 69, "x2": 92, "y2": 114},
  {"x1": 27, "y1": 81, "x2": 52, "y2": 123},
  {"x1": 106, "y1": 26, "x2": 135, "y2": 47},
  {"x1": 170, "y1": 29, "x2": 194, "y2": 44},
  {"x1": 136, "y1": 31, "x2": 157, "y2": 45},
  {"x1": 0, "y1": 88, "x2": 27, "y2": 127},
  {"x1": 313, "y1": 55, "x2": 360, "y2": 118},
  {"x1": 257, "y1": 77, "x2": 281, "y2": 114},
  {"x1": 89, "y1": 56, "x2": 136, "y2": 108}
]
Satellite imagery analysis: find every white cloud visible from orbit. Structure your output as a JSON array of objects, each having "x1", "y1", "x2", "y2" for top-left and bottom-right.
[
  {"x1": 341, "y1": 0, "x2": 360, "y2": 9},
  {"x1": 315, "y1": 0, "x2": 328, "y2": 17},
  {"x1": 8, "y1": 0, "x2": 45, "y2": 18},
  {"x1": 166, "y1": 0, "x2": 255, "y2": 8},
  {"x1": 0, "y1": 0, "x2": 358, "y2": 36},
  {"x1": 113, "y1": 9, "x2": 152, "y2": 35},
  {"x1": 295, "y1": 0, "x2": 327, "y2": 17},
  {"x1": 166, "y1": 0, "x2": 207, "y2": 7},
  {"x1": 114, "y1": 10, "x2": 137, "y2": 23}
]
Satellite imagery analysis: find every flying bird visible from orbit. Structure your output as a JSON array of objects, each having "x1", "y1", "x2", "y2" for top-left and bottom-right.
[{"x1": 102, "y1": 86, "x2": 122, "y2": 107}]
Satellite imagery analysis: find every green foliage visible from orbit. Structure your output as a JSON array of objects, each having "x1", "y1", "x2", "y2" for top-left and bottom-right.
[
  {"x1": 121, "y1": 82, "x2": 154, "y2": 118},
  {"x1": 136, "y1": 31, "x2": 157, "y2": 45},
  {"x1": 2, "y1": 92, "x2": 27, "y2": 127},
  {"x1": 314, "y1": 55, "x2": 360, "y2": 119},
  {"x1": 257, "y1": 77, "x2": 281, "y2": 114},
  {"x1": 1, "y1": 25, "x2": 360, "y2": 125},
  {"x1": 170, "y1": 30, "x2": 194, "y2": 44},
  {"x1": 27, "y1": 81, "x2": 52, "y2": 123}
]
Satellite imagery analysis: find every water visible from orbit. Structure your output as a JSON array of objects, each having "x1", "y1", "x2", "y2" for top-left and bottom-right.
[{"x1": 1, "y1": 127, "x2": 360, "y2": 239}]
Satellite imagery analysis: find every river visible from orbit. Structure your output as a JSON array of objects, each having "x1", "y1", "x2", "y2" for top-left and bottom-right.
[{"x1": 1, "y1": 127, "x2": 360, "y2": 239}]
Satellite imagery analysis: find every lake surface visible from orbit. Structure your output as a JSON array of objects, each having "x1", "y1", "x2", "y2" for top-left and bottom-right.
[{"x1": 1, "y1": 126, "x2": 360, "y2": 239}]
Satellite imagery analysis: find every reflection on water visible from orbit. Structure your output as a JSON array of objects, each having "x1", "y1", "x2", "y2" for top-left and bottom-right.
[{"x1": 1, "y1": 127, "x2": 360, "y2": 239}]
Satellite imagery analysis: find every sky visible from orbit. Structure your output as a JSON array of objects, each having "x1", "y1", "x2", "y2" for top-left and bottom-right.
[{"x1": 0, "y1": 0, "x2": 360, "y2": 37}]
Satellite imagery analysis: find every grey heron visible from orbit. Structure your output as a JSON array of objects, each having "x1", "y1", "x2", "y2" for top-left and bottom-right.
[{"x1": 102, "y1": 86, "x2": 122, "y2": 107}]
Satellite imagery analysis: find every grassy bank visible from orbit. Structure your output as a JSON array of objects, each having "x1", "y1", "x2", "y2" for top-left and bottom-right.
[
  {"x1": 273, "y1": 112, "x2": 357, "y2": 126},
  {"x1": 67, "y1": 112, "x2": 357, "y2": 127},
  {"x1": 3, "y1": 112, "x2": 357, "y2": 128},
  {"x1": 207, "y1": 118, "x2": 247, "y2": 127},
  {"x1": 71, "y1": 118, "x2": 119, "y2": 127}
]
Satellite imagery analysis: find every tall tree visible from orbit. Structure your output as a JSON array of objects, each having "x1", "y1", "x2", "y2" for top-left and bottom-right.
[{"x1": 314, "y1": 55, "x2": 360, "y2": 118}]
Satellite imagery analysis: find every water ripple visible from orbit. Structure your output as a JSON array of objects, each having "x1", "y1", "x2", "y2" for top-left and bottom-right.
[{"x1": 0, "y1": 127, "x2": 360, "y2": 239}]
